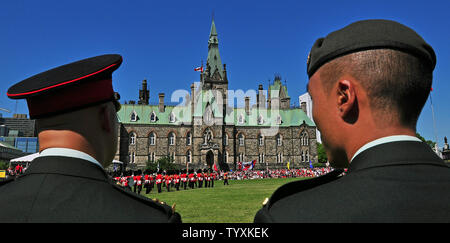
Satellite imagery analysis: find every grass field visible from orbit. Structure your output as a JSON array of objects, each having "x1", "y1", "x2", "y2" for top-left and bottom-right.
[{"x1": 140, "y1": 178, "x2": 307, "y2": 223}]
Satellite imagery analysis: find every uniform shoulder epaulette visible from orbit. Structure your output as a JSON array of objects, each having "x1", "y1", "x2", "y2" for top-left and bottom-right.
[{"x1": 263, "y1": 169, "x2": 344, "y2": 209}]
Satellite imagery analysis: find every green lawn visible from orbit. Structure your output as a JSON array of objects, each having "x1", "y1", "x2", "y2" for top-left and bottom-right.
[{"x1": 140, "y1": 178, "x2": 307, "y2": 223}]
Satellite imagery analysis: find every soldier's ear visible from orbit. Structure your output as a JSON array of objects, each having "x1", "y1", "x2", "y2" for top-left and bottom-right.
[{"x1": 336, "y1": 79, "x2": 358, "y2": 124}]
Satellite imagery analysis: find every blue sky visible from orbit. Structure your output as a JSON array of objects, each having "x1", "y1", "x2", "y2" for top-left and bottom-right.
[{"x1": 0, "y1": 0, "x2": 449, "y2": 148}]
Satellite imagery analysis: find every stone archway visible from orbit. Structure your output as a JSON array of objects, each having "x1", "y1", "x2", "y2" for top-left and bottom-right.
[{"x1": 206, "y1": 150, "x2": 214, "y2": 168}]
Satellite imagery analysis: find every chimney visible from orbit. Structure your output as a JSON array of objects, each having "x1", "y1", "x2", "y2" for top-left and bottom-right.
[
  {"x1": 245, "y1": 96, "x2": 250, "y2": 115},
  {"x1": 159, "y1": 93, "x2": 165, "y2": 113},
  {"x1": 257, "y1": 84, "x2": 265, "y2": 109},
  {"x1": 301, "y1": 102, "x2": 307, "y2": 114}
]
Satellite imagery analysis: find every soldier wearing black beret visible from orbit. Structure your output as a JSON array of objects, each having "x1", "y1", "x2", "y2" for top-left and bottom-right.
[
  {"x1": 255, "y1": 19, "x2": 450, "y2": 222},
  {"x1": 0, "y1": 54, "x2": 181, "y2": 223}
]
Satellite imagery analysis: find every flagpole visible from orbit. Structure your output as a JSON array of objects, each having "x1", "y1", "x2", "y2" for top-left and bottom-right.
[{"x1": 430, "y1": 90, "x2": 439, "y2": 147}]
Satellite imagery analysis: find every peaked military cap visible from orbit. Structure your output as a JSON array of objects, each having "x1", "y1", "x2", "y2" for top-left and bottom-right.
[
  {"x1": 7, "y1": 54, "x2": 123, "y2": 119},
  {"x1": 307, "y1": 19, "x2": 436, "y2": 78}
]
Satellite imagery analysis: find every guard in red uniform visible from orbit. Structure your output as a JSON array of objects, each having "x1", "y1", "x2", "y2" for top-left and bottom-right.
[
  {"x1": 156, "y1": 173, "x2": 163, "y2": 193},
  {"x1": 136, "y1": 170, "x2": 143, "y2": 195},
  {"x1": 165, "y1": 174, "x2": 172, "y2": 192},
  {"x1": 188, "y1": 170, "x2": 195, "y2": 189},
  {"x1": 180, "y1": 170, "x2": 187, "y2": 190},
  {"x1": 144, "y1": 173, "x2": 151, "y2": 194},
  {"x1": 205, "y1": 170, "x2": 211, "y2": 188},
  {"x1": 174, "y1": 172, "x2": 180, "y2": 191},
  {"x1": 197, "y1": 169, "x2": 203, "y2": 188}
]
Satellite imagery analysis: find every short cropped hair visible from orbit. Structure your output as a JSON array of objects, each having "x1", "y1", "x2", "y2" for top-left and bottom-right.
[{"x1": 319, "y1": 49, "x2": 433, "y2": 128}]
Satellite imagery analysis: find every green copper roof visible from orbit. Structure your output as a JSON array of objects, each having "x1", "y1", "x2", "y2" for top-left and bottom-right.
[
  {"x1": 118, "y1": 104, "x2": 192, "y2": 125},
  {"x1": 118, "y1": 103, "x2": 314, "y2": 127},
  {"x1": 229, "y1": 108, "x2": 314, "y2": 127}
]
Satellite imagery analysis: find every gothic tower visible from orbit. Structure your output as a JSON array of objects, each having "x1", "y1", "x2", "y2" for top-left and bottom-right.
[
  {"x1": 201, "y1": 17, "x2": 228, "y2": 108},
  {"x1": 138, "y1": 79, "x2": 149, "y2": 105}
]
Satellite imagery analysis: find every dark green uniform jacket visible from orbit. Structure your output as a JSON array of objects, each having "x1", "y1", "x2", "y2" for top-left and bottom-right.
[
  {"x1": 254, "y1": 141, "x2": 450, "y2": 223},
  {"x1": 0, "y1": 156, "x2": 181, "y2": 223}
]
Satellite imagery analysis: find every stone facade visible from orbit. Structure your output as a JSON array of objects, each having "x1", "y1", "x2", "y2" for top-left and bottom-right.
[{"x1": 114, "y1": 19, "x2": 318, "y2": 171}]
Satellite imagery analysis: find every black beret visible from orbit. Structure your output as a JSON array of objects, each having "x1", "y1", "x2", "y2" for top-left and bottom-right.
[
  {"x1": 7, "y1": 54, "x2": 122, "y2": 118},
  {"x1": 306, "y1": 19, "x2": 436, "y2": 78}
]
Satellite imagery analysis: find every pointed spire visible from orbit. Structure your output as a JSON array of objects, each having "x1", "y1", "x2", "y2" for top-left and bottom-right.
[
  {"x1": 206, "y1": 16, "x2": 223, "y2": 81},
  {"x1": 210, "y1": 12, "x2": 217, "y2": 37}
]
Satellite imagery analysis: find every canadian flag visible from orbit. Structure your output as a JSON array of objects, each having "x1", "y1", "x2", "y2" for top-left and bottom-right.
[{"x1": 194, "y1": 66, "x2": 204, "y2": 72}]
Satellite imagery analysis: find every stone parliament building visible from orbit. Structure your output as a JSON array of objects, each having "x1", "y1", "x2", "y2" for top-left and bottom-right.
[{"x1": 115, "y1": 19, "x2": 318, "y2": 171}]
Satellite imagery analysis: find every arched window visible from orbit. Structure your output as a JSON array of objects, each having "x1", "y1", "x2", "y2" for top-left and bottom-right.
[
  {"x1": 186, "y1": 132, "x2": 192, "y2": 145},
  {"x1": 276, "y1": 134, "x2": 282, "y2": 146},
  {"x1": 150, "y1": 111, "x2": 157, "y2": 122},
  {"x1": 238, "y1": 133, "x2": 245, "y2": 146},
  {"x1": 301, "y1": 131, "x2": 309, "y2": 146},
  {"x1": 129, "y1": 132, "x2": 137, "y2": 145},
  {"x1": 129, "y1": 152, "x2": 136, "y2": 164},
  {"x1": 223, "y1": 133, "x2": 228, "y2": 146},
  {"x1": 149, "y1": 152, "x2": 155, "y2": 162},
  {"x1": 258, "y1": 134, "x2": 264, "y2": 146},
  {"x1": 224, "y1": 150, "x2": 228, "y2": 163},
  {"x1": 239, "y1": 153, "x2": 245, "y2": 162},
  {"x1": 149, "y1": 132, "x2": 156, "y2": 146},
  {"x1": 301, "y1": 150, "x2": 309, "y2": 162},
  {"x1": 277, "y1": 153, "x2": 283, "y2": 163},
  {"x1": 186, "y1": 150, "x2": 192, "y2": 164},
  {"x1": 259, "y1": 153, "x2": 265, "y2": 163},
  {"x1": 169, "y1": 132, "x2": 176, "y2": 146}
]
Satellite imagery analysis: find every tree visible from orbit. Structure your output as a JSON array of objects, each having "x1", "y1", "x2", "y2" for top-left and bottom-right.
[
  {"x1": 317, "y1": 142, "x2": 328, "y2": 163},
  {"x1": 146, "y1": 156, "x2": 178, "y2": 172},
  {"x1": 416, "y1": 132, "x2": 436, "y2": 148}
]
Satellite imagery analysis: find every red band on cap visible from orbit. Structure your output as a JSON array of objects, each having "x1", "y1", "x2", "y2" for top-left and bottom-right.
[
  {"x1": 7, "y1": 63, "x2": 117, "y2": 98},
  {"x1": 27, "y1": 79, "x2": 114, "y2": 118}
]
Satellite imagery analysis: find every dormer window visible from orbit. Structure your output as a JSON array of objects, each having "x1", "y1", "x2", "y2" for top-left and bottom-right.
[
  {"x1": 130, "y1": 111, "x2": 138, "y2": 122},
  {"x1": 150, "y1": 111, "x2": 157, "y2": 122},
  {"x1": 258, "y1": 115, "x2": 264, "y2": 125},
  {"x1": 169, "y1": 112, "x2": 176, "y2": 123},
  {"x1": 276, "y1": 115, "x2": 282, "y2": 125},
  {"x1": 238, "y1": 114, "x2": 245, "y2": 124}
]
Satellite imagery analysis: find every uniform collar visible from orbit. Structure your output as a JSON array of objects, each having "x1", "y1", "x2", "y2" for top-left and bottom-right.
[
  {"x1": 350, "y1": 135, "x2": 421, "y2": 163},
  {"x1": 348, "y1": 140, "x2": 445, "y2": 173},
  {"x1": 25, "y1": 156, "x2": 108, "y2": 182},
  {"x1": 39, "y1": 148, "x2": 103, "y2": 169}
]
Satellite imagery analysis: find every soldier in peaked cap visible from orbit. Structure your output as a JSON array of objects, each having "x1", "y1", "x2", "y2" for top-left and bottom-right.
[
  {"x1": 0, "y1": 54, "x2": 181, "y2": 223},
  {"x1": 255, "y1": 20, "x2": 450, "y2": 223}
]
